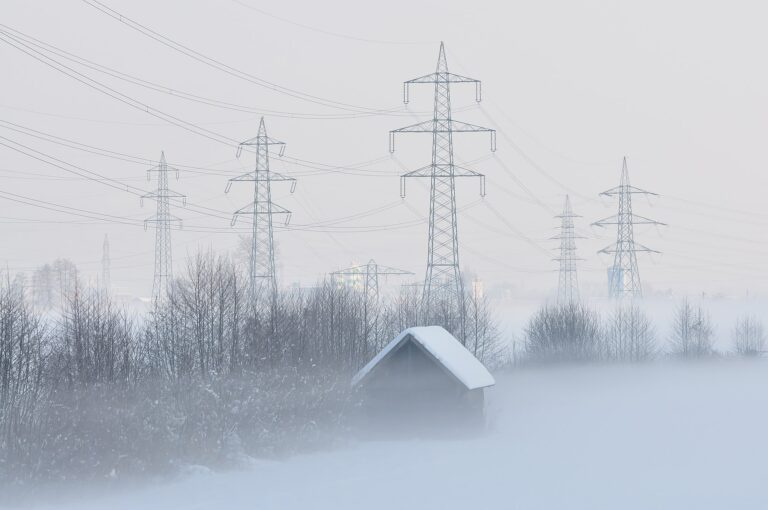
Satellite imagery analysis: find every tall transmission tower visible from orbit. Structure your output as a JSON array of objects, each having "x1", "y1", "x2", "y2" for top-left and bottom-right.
[
  {"x1": 101, "y1": 234, "x2": 111, "y2": 295},
  {"x1": 593, "y1": 157, "x2": 663, "y2": 300},
  {"x1": 332, "y1": 260, "x2": 412, "y2": 345},
  {"x1": 142, "y1": 151, "x2": 185, "y2": 305},
  {"x1": 553, "y1": 195, "x2": 582, "y2": 305},
  {"x1": 389, "y1": 42, "x2": 496, "y2": 320},
  {"x1": 227, "y1": 117, "x2": 296, "y2": 307}
]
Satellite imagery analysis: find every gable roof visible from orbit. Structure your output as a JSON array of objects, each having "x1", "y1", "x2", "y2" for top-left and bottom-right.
[{"x1": 352, "y1": 326, "x2": 495, "y2": 390}]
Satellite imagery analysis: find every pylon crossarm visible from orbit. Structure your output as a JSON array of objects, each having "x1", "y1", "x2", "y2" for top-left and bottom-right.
[
  {"x1": 597, "y1": 245, "x2": 617, "y2": 254},
  {"x1": 399, "y1": 167, "x2": 485, "y2": 197},
  {"x1": 550, "y1": 234, "x2": 587, "y2": 240},
  {"x1": 402, "y1": 163, "x2": 484, "y2": 178},
  {"x1": 231, "y1": 201, "x2": 291, "y2": 217},
  {"x1": 405, "y1": 71, "x2": 479, "y2": 85},
  {"x1": 592, "y1": 215, "x2": 618, "y2": 227},
  {"x1": 269, "y1": 203, "x2": 291, "y2": 216},
  {"x1": 600, "y1": 186, "x2": 659, "y2": 197},
  {"x1": 633, "y1": 243, "x2": 661, "y2": 254},
  {"x1": 333, "y1": 264, "x2": 411, "y2": 276},
  {"x1": 142, "y1": 189, "x2": 186, "y2": 200},
  {"x1": 144, "y1": 214, "x2": 182, "y2": 227},
  {"x1": 227, "y1": 170, "x2": 295, "y2": 183},
  {"x1": 631, "y1": 214, "x2": 666, "y2": 226},
  {"x1": 332, "y1": 268, "x2": 364, "y2": 275},
  {"x1": 399, "y1": 165, "x2": 433, "y2": 197},
  {"x1": 230, "y1": 203, "x2": 255, "y2": 224},
  {"x1": 147, "y1": 164, "x2": 182, "y2": 177},
  {"x1": 392, "y1": 119, "x2": 494, "y2": 134},
  {"x1": 224, "y1": 173, "x2": 252, "y2": 193},
  {"x1": 236, "y1": 138, "x2": 285, "y2": 158},
  {"x1": 263, "y1": 170, "x2": 297, "y2": 187},
  {"x1": 452, "y1": 166, "x2": 486, "y2": 196},
  {"x1": 376, "y1": 267, "x2": 414, "y2": 275},
  {"x1": 227, "y1": 171, "x2": 256, "y2": 186},
  {"x1": 237, "y1": 135, "x2": 285, "y2": 148},
  {"x1": 391, "y1": 119, "x2": 437, "y2": 135},
  {"x1": 391, "y1": 121, "x2": 496, "y2": 152},
  {"x1": 593, "y1": 214, "x2": 664, "y2": 226},
  {"x1": 598, "y1": 244, "x2": 660, "y2": 255},
  {"x1": 403, "y1": 73, "x2": 481, "y2": 103}
]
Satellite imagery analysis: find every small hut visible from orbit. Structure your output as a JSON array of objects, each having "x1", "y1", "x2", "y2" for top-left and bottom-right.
[{"x1": 352, "y1": 326, "x2": 495, "y2": 432}]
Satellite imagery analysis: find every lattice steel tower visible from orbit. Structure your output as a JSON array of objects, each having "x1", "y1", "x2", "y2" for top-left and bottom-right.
[
  {"x1": 553, "y1": 195, "x2": 582, "y2": 305},
  {"x1": 142, "y1": 152, "x2": 185, "y2": 305},
  {"x1": 332, "y1": 260, "x2": 413, "y2": 347},
  {"x1": 227, "y1": 117, "x2": 296, "y2": 306},
  {"x1": 390, "y1": 42, "x2": 495, "y2": 318},
  {"x1": 332, "y1": 259, "x2": 412, "y2": 310},
  {"x1": 101, "y1": 234, "x2": 111, "y2": 294},
  {"x1": 593, "y1": 157, "x2": 663, "y2": 300}
]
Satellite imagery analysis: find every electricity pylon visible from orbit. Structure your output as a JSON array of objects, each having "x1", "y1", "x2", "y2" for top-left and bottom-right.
[
  {"x1": 332, "y1": 259, "x2": 413, "y2": 309},
  {"x1": 389, "y1": 42, "x2": 495, "y2": 321},
  {"x1": 142, "y1": 151, "x2": 185, "y2": 305},
  {"x1": 227, "y1": 117, "x2": 296, "y2": 308},
  {"x1": 101, "y1": 234, "x2": 111, "y2": 295},
  {"x1": 593, "y1": 157, "x2": 663, "y2": 300},
  {"x1": 332, "y1": 260, "x2": 412, "y2": 347},
  {"x1": 553, "y1": 195, "x2": 583, "y2": 305}
]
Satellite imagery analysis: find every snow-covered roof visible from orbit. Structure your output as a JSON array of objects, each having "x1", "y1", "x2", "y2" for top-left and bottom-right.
[{"x1": 352, "y1": 326, "x2": 495, "y2": 390}]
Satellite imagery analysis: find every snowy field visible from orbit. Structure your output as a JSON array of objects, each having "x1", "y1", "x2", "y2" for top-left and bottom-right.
[{"x1": 15, "y1": 359, "x2": 768, "y2": 510}]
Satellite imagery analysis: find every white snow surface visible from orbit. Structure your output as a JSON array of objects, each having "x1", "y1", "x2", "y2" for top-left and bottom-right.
[
  {"x1": 17, "y1": 359, "x2": 768, "y2": 510},
  {"x1": 351, "y1": 325, "x2": 496, "y2": 390}
]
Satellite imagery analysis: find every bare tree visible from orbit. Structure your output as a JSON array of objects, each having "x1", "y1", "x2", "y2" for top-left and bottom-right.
[
  {"x1": 31, "y1": 259, "x2": 79, "y2": 310},
  {"x1": 524, "y1": 303, "x2": 602, "y2": 363},
  {"x1": 732, "y1": 315, "x2": 765, "y2": 357},
  {"x1": 53, "y1": 282, "x2": 135, "y2": 387},
  {"x1": 1, "y1": 247, "x2": 508, "y2": 484},
  {"x1": 0, "y1": 274, "x2": 47, "y2": 478},
  {"x1": 31, "y1": 264, "x2": 55, "y2": 309},
  {"x1": 464, "y1": 292, "x2": 504, "y2": 368},
  {"x1": 604, "y1": 305, "x2": 656, "y2": 362},
  {"x1": 669, "y1": 299, "x2": 715, "y2": 358}
]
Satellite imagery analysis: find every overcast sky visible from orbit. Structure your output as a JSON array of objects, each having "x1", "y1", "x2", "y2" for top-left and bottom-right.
[{"x1": 2, "y1": 0, "x2": 767, "y2": 299}]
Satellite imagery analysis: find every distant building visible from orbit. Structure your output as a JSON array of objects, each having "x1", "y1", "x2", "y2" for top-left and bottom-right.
[
  {"x1": 608, "y1": 266, "x2": 623, "y2": 296},
  {"x1": 352, "y1": 326, "x2": 495, "y2": 433},
  {"x1": 472, "y1": 278, "x2": 484, "y2": 300}
]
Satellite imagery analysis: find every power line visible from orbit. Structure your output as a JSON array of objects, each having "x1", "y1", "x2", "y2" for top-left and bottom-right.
[
  {"x1": 0, "y1": 29, "x2": 249, "y2": 150},
  {"x1": 0, "y1": 23, "x2": 433, "y2": 120},
  {"x1": 80, "y1": 0, "x2": 410, "y2": 115},
  {"x1": 230, "y1": 0, "x2": 433, "y2": 46},
  {"x1": 0, "y1": 30, "x2": 440, "y2": 181},
  {"x1": 0, "y1": 118, "x2": 405, "y2": 179},
  {"x1": 0, "y1": 135, "x2": 236, "y2": 223}
]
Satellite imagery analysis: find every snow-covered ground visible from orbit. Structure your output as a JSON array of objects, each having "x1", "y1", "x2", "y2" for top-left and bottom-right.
[{"x1": 17, "y1": 360, "x2": 768, "y2": 510}]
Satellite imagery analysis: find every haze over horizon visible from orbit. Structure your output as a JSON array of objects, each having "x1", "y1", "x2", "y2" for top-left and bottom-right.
[{"x1": 2, "y1": 0, "x2": 767, "y2": 299}]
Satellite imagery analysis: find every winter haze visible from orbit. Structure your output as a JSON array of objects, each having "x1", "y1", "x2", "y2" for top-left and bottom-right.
[
  {"x1": 2, "y1": 0, "x2": 767, "y2": 297},
  {"x1": 2, "y1": 0, "x2": 768, "y2": 509}
]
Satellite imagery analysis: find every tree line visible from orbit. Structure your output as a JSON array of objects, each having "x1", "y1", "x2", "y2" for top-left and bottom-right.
[
  {"x1": 523, "y1": 299, "x2": 765, "y2": 364},
  {"x1": 0, "y1": 250, "x2": 501, "y2": 485}
]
